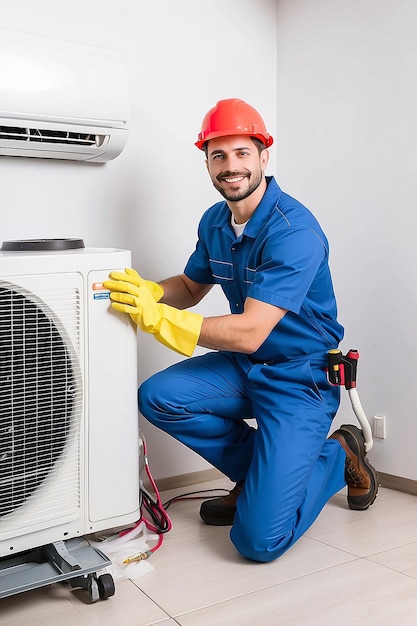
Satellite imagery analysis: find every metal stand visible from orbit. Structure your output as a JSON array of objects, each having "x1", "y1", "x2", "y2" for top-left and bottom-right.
[{"x1": 0, "y1": 537, "x2": 115, "y2": 602}]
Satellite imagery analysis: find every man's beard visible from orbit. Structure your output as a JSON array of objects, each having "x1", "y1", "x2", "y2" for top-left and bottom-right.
[{"x1": 211, "y1": 168, "x2": 263, "y2": 202}]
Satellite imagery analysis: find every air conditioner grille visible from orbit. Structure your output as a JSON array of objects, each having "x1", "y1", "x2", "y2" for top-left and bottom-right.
[
  {"x1": 0, "y1": 125, "x2": 104, "y2": 147},
  {"x1": 0, "y1": 286, "x2": 80, "y2": 518}
]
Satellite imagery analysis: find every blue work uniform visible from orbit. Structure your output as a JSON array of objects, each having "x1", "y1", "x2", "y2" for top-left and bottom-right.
[{"x1": 139, "y1": 176, "x2": 348, "y2": 562}]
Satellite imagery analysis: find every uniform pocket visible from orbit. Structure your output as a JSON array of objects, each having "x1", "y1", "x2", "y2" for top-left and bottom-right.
[
  {"x1": 260, "y1": 359, "x2": 326, "y2": 405},
  {"x1": 209, "y1": 259, "x2": 234, "y2": 284},
  {"x1": 306, "y1": 360, "x2": 325, "y2": 403}
]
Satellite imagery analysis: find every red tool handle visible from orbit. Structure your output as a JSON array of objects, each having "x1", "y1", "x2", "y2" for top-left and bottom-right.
[{"x1": 327, "y1": 349, "x2": 359, "y2": 390}]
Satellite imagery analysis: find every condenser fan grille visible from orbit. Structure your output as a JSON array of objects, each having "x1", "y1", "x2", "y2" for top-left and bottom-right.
[{"x1": 0, "y1": 285, "x2": 79, "y2": 517}]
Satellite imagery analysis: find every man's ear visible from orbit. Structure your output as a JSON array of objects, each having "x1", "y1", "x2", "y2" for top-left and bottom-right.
[{"x1": 261, "y1": 149, "x2": 269, "y2": 172}]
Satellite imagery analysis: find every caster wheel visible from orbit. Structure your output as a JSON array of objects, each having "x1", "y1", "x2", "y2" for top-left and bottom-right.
[{"x1": 97, "y1": 573, "x2": 115, "y2": 599}]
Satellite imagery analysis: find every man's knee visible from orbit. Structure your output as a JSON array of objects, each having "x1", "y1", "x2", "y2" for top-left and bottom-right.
[
  {"x1": 138, "y1": 376, "x2": 163, "y2": 424},
  {"x1": 230, "y1": 522, "x2": 292, "y2": 563}
]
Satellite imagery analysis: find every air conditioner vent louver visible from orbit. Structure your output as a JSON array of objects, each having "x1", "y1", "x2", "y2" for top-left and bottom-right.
[
  {"x1": 0, "y1": 285, "x2": 78, "y2": 518},
  {"x1": 0, "y1": 125, "x2": 103, "y2": 147}
]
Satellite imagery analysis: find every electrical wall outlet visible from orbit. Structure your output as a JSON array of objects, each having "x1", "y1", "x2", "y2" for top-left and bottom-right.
[{"x1": 373, "y1": 415, "x2": 386, "y2": 439}]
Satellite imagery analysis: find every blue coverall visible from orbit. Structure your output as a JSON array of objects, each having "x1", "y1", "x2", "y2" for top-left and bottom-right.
[{"x1": 139, "y1": 176, "x2": 348, "y2": 562}]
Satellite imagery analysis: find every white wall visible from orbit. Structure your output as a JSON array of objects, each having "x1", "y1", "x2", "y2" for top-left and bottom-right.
[
  {"x1": 5, "y1": 0, "x2": 411, "y2": 485},
  {"x1": 1, "y1": 0, "x2": 278, "y2": 480},
  {"x1": 276, "y1": 0, "x2": 417, "y2": 480}
]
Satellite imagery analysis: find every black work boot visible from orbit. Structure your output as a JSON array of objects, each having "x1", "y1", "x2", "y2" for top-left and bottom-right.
[
  {"x1": 330, "y1": 424, "x2": 378, "y2": 510},
  {"x1": 199, "y1": 481, "x2": 244, "y2": 525}
]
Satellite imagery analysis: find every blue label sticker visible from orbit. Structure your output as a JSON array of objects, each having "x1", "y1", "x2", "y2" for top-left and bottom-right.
[{"x1": 93, "y1": 292, "x2": 110, "y2": 300}]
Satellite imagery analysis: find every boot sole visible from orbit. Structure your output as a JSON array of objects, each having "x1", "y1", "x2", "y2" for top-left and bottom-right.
[
  {"x1": 339, "y1": 425, "x2": 379, "y2": 510},
  {"x1": 199, "y1": 514, "x2": 234, "y2": 526}
]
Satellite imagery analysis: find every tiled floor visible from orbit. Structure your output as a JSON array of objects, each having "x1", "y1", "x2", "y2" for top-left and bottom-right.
[{"x1": 1, "y1": 477, "x2": 417, "y2": 625}]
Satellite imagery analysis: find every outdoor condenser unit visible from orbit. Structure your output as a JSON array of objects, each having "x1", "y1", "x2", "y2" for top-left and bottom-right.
[{"x1": 0, "y1": 241, "x2": 140, "y2": 564}]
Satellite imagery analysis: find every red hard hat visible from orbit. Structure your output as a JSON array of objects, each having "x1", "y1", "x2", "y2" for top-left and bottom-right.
[{"x1": 195, "y1": 98, "x2": 273, "y2": 150}]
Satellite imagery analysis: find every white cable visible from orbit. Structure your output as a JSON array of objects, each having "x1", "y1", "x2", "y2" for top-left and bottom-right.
[
  {"x1": 348, "y1": 388, "x2": 373, "y2": 452},
  {"x1": 97, "y1": 521, "x2": 146, "y2": 548}
]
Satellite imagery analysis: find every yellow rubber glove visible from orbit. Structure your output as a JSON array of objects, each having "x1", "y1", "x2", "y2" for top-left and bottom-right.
[
  {"x1": 107, "y1": 283, "x2": 203, "y2": 357},
  {"x1": 104, "y1": 268, "x2": 164, "y2": 302}
]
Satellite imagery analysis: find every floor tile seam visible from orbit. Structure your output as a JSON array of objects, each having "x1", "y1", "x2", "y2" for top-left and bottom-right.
[
  {"x1": 365, "y1": 539, "x2": 417, "y2": 562},
  {"x1": 67, "y1": 594, "x2": 85, "y2": 616},
  {"x1": 169, "y1": 576, "x2": 310, "y2": 620},
  {"x1": 304, "y1": 533, "x2": 417, "y2": 559},
  {"x1": 168, "y1": 558, "x2": 367, "y2": 620},
  {"x1": 366, "y1": 560, "x2": 417, "y2": 586},
  {"x1": 363, "y1": 556, "x2": 417, "y2": 579},
  {"x1": 358, "y1": 542, "x2": 417, "y2": 559},
  {"x1": 304, "y1": 535, "x2": 364, "y2": 559},
  {"x1": 170, "y1": 585, "x2": 272, "y2": 621},
  {"x1": 130, "y1": 583, "x2": 175, "y2": 622}
]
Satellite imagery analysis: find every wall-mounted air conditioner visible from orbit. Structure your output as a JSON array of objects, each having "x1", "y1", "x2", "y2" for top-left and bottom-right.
[
  {"x1": 0, "y1": 242, "x2": 140, "y2": 559},
  {"x1": 0, "y1": 30, "x2": 129, "y2": 162}
]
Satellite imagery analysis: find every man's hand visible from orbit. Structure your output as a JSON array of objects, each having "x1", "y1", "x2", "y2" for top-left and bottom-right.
[
  {"x1": 104, "y1": 267, "x2": 164, "y2": 302},
  {"x1": 105, "y1": 278, "x2": 203, "y2": 357}
]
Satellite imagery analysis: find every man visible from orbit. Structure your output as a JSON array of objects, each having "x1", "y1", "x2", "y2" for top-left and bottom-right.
[{"x1": 104, "y1": 98, "x2": 378, "y2": 563}]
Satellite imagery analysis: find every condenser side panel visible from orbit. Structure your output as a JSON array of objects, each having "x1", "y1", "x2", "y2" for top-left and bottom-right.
[{"x1": 86, "y1": 270, "x2": 140, "y2": 528}]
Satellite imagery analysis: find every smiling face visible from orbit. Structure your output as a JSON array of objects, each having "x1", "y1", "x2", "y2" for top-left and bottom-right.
[{"x1": 205, "y1": 135, "x2": 269, "y2": 204}]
